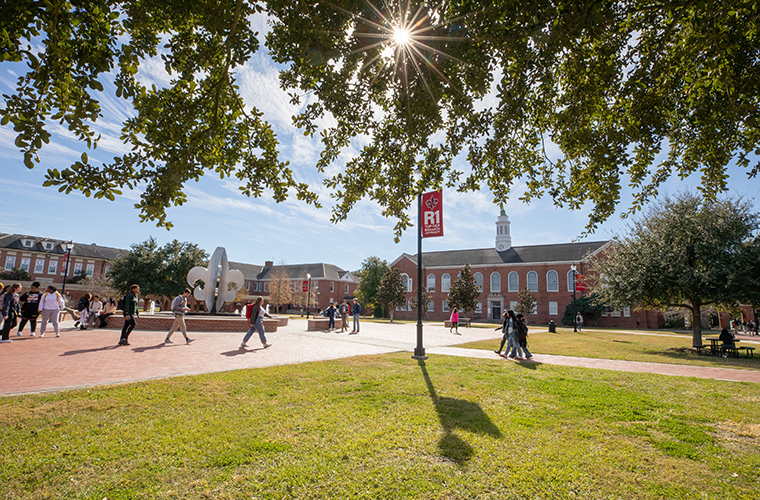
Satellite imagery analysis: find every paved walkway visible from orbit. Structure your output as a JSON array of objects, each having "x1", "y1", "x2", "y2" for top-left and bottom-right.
[{"x1": 1, "y1": 318, "x2": 758, "y2": 396}]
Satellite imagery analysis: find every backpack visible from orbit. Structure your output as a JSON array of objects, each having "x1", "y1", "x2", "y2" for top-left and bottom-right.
[
  {"x1": 117, "y1": 294, "x2": 127, "y2": 311},
  {"x1": 77, "y1": 296, "x2": 88, "y2": 311}
]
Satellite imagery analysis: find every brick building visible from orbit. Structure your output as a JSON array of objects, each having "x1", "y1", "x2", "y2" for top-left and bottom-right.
[
  {"x1": 390, "y1": 211, "x2": 663, "y2": 328},
  {"x1": 232, "y1": 261, "x2": 360, "y2": 314}
]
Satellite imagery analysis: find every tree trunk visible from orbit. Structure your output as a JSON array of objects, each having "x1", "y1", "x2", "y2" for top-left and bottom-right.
[
  {"x1": 389, "y1": 307, "x2": 394, "y2": 323},
  {"x1": 690, "y1": 303, "x2": 703, "y2": 347}
]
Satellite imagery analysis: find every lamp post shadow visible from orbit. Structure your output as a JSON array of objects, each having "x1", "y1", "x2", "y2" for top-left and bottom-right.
[{"x1": 417, "y1": 360, "x2": 502, "y2": 466}]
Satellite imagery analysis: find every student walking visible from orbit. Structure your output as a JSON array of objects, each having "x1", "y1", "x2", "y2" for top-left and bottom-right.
[
  {"x1": 449, "y1": 308, "x2": 460, "y2": 334},
  {"x1": 350, "y1": 299, "x2": 362, "y2": 334},
  {"x1": 576, "y1": 312, "x2": 583, "y2": 332},
  {"x1": 515, "y1": 312, "x2": 533, "y2": 359},
  {"x1": 38, "y1": 285, "x2": 66, "y2": 337},
  {"x1": 339, "y1": 300, "x2": 350, "y2": 332},
  {"x1": 119, "y1": 284, "x2": 139, "y2": 346},
  {"x1": 165, "y1": 288, "x2": 194, "y2": 344},
  {"x1": 494, "y1": 311, "x2": 511, "y2": 355},
  {"x1": 1, "y1": 283, "x2": 22, "y2": 343},
  {"x1": 17, "y1": 281, "x2": 42, "y2": 336},
  {"x1": 241, "y1": 297, "x2": 272, "y2": 349}
]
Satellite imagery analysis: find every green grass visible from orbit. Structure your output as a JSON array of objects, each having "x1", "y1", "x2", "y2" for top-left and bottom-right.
[
  {"x1": 459, "y1": 327, "x2": 760, "y2": 370},
  {"x1": 1, "y1": 353, "x2": 759, "y2": 499}
]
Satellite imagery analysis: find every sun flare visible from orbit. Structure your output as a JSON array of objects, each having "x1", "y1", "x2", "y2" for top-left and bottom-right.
[{"x1": 393, "y1": 27, "x2": 411, "y2": 46}]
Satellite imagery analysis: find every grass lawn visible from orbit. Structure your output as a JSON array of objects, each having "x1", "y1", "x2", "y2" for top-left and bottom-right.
[
  {"x1": 2, "y1": 353, "x2": 759, "y2": 499},
  {"x1": 459, "y1": 327, "x2": 760, "y2": 371}
]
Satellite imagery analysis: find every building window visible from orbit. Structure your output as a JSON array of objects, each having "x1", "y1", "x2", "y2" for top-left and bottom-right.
[
  {"x1": 408, "y1": 299, "x2": 413, "y2": 311},
  {"x1": 5, "y1": 256, "x2": 16, "y2": 271},
  {"x1": 475, "y1": 302, "x2": 482, "y2": 313},
  {"x1": 531, "y1": 303, "x2": 538, "y2": 315},
  {"x1": 510, "y1": 300, "x2": 518, "y2": 311},
  {"x1": 22, "y1": 239, "x2": 33, "y2": 248},
  {"x1": 442, "y1": 301, "x2": 449, "y2": 312},
  {"x1": 20, "y1": 257, "x2": 31, "y2": 271},
  {"x1": 44, "y1": 242, "x2": 53, "y2": 250},
  {"x1": 35, "y1": 259, "x2": 44, "y2": 273},
  {"x1": 427, "y1": 300, "x2": 434, "y2": 312},
  {"x1": 441, "y1": 273, "x2": 451, "y2": 292},
  {"x1": 427, "y1": 273, "x2": 436, "y2": 292},
  {"x1": 314, "y1": 281, "x2": 318, "y2": 290},
  {"x1": 74, "y1": 262, "x2": 83, "y2": 276},
  {"x1": 330, "y1": 282, "x2": 334, "y2": 292},
  {"x1": 567, "y1": 270, "x2": 576, "y2": 292},
  {"x1": 473, "y1": 272, "x2": 483, "y2": 291},
  {"x1": 611, "y1": 309, "x2": 622, "y2": 317},
  {"x1": 547, "y1": 270, "x2": 558, "y2": 292},
  {"x1": 527, "y1": 271, "x2": 538, "y2": 292},
  {"x1": 48, "y1": 260, "x2": 58, "y2": 274},
  {"x1": 508, "y1": 271, "x2": 519, "y2": 292},
  {"x1": 624, "y1": 306, "x2": 631, "y2": 317},
  {"x1": 402, "y1": 274, "x2": 412, "y2": 292},
  {"x1": 104, "y1": 265, "x2": 110, "y2": 276},
  {"x1": 490, "y1": 272, "x2": 501, "y2": 292},
  {"x1": 86, "y1": 263, "x2": 95, "y2": 277},
  {"x1": 345, "y1": 284, "x2": 349, "y2": 294},
  {"x1": 549, "y1": 301, "x2": 558, "y2": 315}
]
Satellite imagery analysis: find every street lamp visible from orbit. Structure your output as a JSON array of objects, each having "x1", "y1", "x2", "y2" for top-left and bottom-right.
[
  {"x1": 412, "y1": 171, "x2": 427, "y2": 360},
  {"x1": 306, "y1": 273, "x2": 312, "y2": 319},
  {"x1": 571, "y1": 264, "x2": 577, "y2": 333},
  {"x1": 61, "y1": 240, "x2": 74, "y2": 295}
]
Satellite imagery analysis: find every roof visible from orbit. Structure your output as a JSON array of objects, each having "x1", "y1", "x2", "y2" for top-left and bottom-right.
[
  {"x1": 0, "y1": 234, "x2": 128, "y2": 260},
  {"x1": 229, "y1": 262, "x2": 359, "y2": 282},
  {"x1": 393, "y1": 241, "x2": 609, "y2": 268}
]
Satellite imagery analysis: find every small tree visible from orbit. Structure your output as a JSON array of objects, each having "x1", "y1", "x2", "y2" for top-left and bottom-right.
[
  {"x1": 376, "y1": 268, "x2": 406, "y2": 322},
  {"x1": 355, "y1": 256, "x2": 390, "y2": 313},
  {"x1": 515, "y1": 287, "x2": 537, "y2": 321},
  {"x1": 561, "y1": 293, "x2": 606, "y2": 326},
  {"x1": 268, "y1": 268, "x2": 293, "y2": 314},
  {"x1": 409, "y1": 287, "x2": 433, "y2": 320},
  {"x1": 446, "y1": 264, "x2": 480, "y2": 316}
]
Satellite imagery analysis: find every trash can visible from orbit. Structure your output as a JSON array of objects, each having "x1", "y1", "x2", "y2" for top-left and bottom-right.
[{"x1": 548, "y1": 320, "x2": 556, "y2": 333}]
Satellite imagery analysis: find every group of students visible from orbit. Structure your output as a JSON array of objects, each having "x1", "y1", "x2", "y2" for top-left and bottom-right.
[
  {"x1": 494, "y1": 309, "x2": 533, "y2": 359},
  {"x1": 72, "y1": 293, "x2": 118, "y2": 330},
  {"x1": 0, "y1": 281, "x2": 70, "y2": 341},
  {"x1": 320, "y1": 299, "x2": 361, "y2": 333},
  {"x1": 730, "y1": 317, "x2": 757, "y2": 336}
]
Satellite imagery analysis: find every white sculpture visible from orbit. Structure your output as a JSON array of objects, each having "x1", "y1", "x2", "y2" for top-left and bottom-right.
[{"x1": 187, "y1": 247, "x2": 245, "y2": 314}]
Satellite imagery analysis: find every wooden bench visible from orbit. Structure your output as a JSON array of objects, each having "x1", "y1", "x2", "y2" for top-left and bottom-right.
[{"x1": 737, "y1": 346, "x2": 755, "y2": 358}]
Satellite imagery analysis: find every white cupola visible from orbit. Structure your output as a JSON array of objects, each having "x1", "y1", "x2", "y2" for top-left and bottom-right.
[{"x1": 495, "y1": 209, "x2": 512, "y2": 251}]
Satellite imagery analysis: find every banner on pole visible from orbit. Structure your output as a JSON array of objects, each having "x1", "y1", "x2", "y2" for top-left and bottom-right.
[
  {"x1": 575, "y1": 274, "x2": 586, "y2": 292},
  {"x1": 302, "y1": 280, "x2": 309, "y2": 292},
  {"x1": 421, "y1": 190, "x2": 443, "y2": 238}
]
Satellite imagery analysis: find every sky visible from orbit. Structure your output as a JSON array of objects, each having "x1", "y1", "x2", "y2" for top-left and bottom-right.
[{"x1": 1, "y1": 14, "x2": 759, "y2": 273}]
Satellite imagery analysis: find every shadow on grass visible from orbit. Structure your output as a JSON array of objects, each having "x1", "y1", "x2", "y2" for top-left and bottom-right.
[{"x1": 418, "y1": 360, "x2": 502, "y2": 467}]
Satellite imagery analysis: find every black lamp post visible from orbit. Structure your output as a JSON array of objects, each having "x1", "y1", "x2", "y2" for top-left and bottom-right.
[
  {"x1": 306, "y1": 273, "x2": 312, "y2": 319},
  {"x1": 412, "y1": 190, "x2": 427, "y2": 360},
  {"x1": 61, "y1": 240, "x2": 74, "y2": 295},
  {"x1": 571, "y1": 264, "x2": 577, "y2": 333}
]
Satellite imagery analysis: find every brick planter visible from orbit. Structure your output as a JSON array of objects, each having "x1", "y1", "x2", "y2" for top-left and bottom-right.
[
  {"x1": 307, "y1": 318, "x2": 343, "y2": 331},
  {"x1": 102, "y1": 314, "x2": 278, "y2": 332}
]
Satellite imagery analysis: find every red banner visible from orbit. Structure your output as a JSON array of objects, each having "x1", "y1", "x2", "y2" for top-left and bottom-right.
[
  {"x1": 575, "y1": 274, "x2": 586, "y2": 292},
  {"x1": 421, "y1": 190, "x2": 443, "y2": 238},
  {"x1": 302, "y1": 280, "x2": 309, "y2": 292}
]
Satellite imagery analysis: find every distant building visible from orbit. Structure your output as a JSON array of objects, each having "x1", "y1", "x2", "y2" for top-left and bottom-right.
[{"x1": 390, "y1": 211, "x2": 663, "y2": 328}]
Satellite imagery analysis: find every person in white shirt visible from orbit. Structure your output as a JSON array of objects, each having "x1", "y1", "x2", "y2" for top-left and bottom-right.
[
  {"x1": 86, "y1": 294, "x2": 103, "y2": 328},
  {"x1": 38, "y1": 285, "x2": 66, "y2": 337}
]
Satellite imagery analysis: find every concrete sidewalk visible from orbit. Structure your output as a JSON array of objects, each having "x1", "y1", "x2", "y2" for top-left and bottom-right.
[{"x1": 1, "y1": 318, "x2": 758, "y2": 396}]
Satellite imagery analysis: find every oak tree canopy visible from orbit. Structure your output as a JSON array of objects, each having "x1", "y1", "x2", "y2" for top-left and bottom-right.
[{"x1": 3, "y1": 1, "x2": 758, "y2": 236}]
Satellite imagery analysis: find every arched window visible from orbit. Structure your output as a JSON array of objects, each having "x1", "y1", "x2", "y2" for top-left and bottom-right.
[
  {"x1": 402, "y1": 273, "x2": 412, "y2": 292},
  {"x1": 473, "y1": 272, "x2": 483, "y2": 291},
  {"x1": 508, "y1": 271, "x2": 519, "y2": 292},
  {"x1": 547, "y1": 270, "x2": 558, "y2": 292},
  {"x1": 427, "y1": 273, "x2": 436, "y2": 292},
  {"x1": 441, "y1": 273, "x2": 451, "y2": 292},
  {"x1": 567, "y1": 270, "x2": 576, "y2": 292},
  {"x1": 490, "y1": 272, "x2": 501, "y2": 292},
  {"x1": 527, "y1": 271, "x2": 538, "y2": 292}
]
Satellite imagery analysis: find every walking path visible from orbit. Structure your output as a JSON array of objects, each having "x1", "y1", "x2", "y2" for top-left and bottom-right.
[{"x1": 1, "y1": 318, "x2": 758, "y2": 396}]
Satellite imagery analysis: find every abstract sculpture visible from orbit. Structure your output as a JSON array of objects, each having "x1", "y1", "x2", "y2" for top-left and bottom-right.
[{"x1": 187, "y1": 247, "x2": 245, "y2": 314}]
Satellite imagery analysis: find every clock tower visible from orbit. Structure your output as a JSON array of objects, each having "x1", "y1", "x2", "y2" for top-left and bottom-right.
[{"x1": 495, "y1": 209, "x2": 512, "y2": 251}]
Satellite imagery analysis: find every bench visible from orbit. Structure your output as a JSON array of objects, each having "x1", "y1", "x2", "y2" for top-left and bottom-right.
[
  {"x1": 444, "y1": 318, "x2": 471, "y2": 328},
  {"x1": 694, "y1": 345, "x2": 710, "y2": 355},
  {"x1": 737, "y1": 346, "x2": 755, "y2": 358}
]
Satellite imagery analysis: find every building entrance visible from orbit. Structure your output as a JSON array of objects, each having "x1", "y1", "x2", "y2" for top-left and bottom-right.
[{"x1": 491, "y1": 301, "x2": 502, "y2": 320}]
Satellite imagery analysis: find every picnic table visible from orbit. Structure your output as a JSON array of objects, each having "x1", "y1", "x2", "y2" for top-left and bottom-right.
[{"x1": 701, "y1": 337, "x2": 755, "y2": 358}]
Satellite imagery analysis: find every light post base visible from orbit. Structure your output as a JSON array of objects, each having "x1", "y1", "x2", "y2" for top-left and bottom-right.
[{"x1": 411, "y1": 349, "x2": 428, "y2": 360}]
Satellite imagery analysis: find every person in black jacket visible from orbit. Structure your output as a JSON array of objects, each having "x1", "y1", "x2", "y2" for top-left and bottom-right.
[
  {"x1": 119, "y1": 285, "x2": 139, "y2": 346},
  {"x1": 1, "y1": 283, "x2": 22, "y2": 343},
  {"x1": 17, "y1": 281, "x2": 42, "y2": 336},
  {"x1": 719, "y1": 328, "x2": 735, "y2": 358}
]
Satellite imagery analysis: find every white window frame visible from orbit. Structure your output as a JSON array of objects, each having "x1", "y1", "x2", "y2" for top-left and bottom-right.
[
  {"x1": 330, "y1": 282, "x2": 334, "y2": 292},
  {"x1": 549, "y1": 301, "x2": 558, "y2": 316},
  {"x1": 624, "y1": 306, "x2": 631, "y2": 317},
  {"x1": 567, "y1": 270, "x2": 576, "y2": 292},
  {"x1": 441, "y1": 273, "x2": 451, "y2": 292},
  {"x1": 5, "y1": 256, "x2": 16, "y2": 270},
  {"x1": 427, "y1": 300, "x2": 434, "y2": 312},
  {"x1": 48, "y1": 260, "x2": 58, "y2": 274},
  {"x1": 473, "y1": 272, "x2": 483, "y2": 292},
  {"x1": 86, "y1": 263, "x2": 95, "y2": 277},
  {"x1": 475, "y1": 302, "x2": 482, "y2": 313},
  {"x1": 508, "y1": 271, "x2": 519, "y2": 292},
  {"x1": 427, "y1": 273, "x2": 436, "y2": 292},
  {"x1": 442, "y1": 300, "x2": 449, "y2": 312},
  {"x1": 20, "y1": 257, "x2": 31, "y2": 271},
  {"x1": 35, "y1": 259, "x2": 45, "y2": 273},
  {"x1": 527, "y1": 271, "x2": 538, "y2": 292},
  {"x1": 547, "y1": 270, "x2": 558, "y2": 292},
  {"x1": 345, "y1": 284, "x2": 349, "y2": 294},
  {"x1": 490, "y1": 272, "x2": 501, "y2": 293}
]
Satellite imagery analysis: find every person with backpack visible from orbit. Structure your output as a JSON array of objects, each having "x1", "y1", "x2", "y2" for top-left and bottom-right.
[
  {"x1": 164, "y1": 288, "x2": 194, "y2": 344},
  {"x1": 74, "y1": 293, "x2": 91, "y2": 330},
  {"x1": 339, "y1": 300, "x2": 350, "y2": 332},
  {"x1": 38, "y1": 285, "x2": 66, "y2": 337},
  {"x1": 515, "y1": 312, "x2": 533, "y2": 359},
  {"x1": 350, "y1": 299, "x2": 362, "y2": 334},
  {"x1": 17, "y1": 281, "x2": 42, "y2": 336},
  {"x1": 1, "y1": 283, "x2": 22, "y2": 343},
  {"x1": 240, "y1": 296, "x2": 272, "y2": 349},
  {"x1": 118, "y1": 284, "x2": 140, "y2": 346}
]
